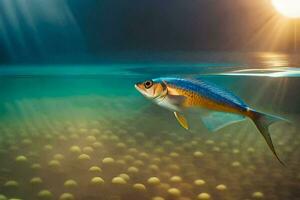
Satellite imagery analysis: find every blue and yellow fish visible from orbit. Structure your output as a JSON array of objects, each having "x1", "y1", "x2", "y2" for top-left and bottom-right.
[{"x1": 135, "y1": 77, "x2": 288, "y2": 165}]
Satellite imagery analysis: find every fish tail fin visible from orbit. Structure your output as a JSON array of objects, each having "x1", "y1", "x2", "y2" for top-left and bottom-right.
[{"x1": 250, "y1": 110, "x2": 288, "y2": 166}]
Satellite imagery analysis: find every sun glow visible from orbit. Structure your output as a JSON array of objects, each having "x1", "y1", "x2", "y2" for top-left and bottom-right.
[{"x1": 271, "y1": 0, "x2": 300, "y2": 18}]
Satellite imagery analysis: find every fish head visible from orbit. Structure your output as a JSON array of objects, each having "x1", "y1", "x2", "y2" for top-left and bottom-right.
[{"x1": 135, "y1": 79, "x2": 167, "y2": 99}]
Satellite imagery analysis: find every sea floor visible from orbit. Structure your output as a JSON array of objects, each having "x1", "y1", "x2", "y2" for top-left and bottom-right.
[{"x1": 0, "y1": 96, "x2": 299, "y2": 200}]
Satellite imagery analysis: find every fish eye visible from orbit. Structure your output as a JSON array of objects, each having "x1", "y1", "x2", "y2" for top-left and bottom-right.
[{"x1": 144, "y1": 80, "x2": 153, "y2": 89}]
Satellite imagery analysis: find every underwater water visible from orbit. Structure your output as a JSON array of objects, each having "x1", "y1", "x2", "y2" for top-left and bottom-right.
[{"x1": 0, "y1": 52, "x2": 299, "y2": 200}]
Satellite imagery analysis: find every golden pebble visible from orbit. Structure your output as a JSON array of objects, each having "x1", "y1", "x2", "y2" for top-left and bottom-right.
[
  {"x1": 216, "y1": 184, "x2": 227, "y2": 191},
  {"x1": 194, "y1": 179, "x2": 206, "y2": 186},
  {"x1": 147, "y1": 177, "x2": 160, "y2": 185},
  {"x1": 168, "y1": 188, "x2": 181, "y2": 197},
  {"x1": 112, "y1": 177, "x2": 127, "y2": 184},
  {"x1": 149, "y1": 164, "x2": 159, "y2": 172},
  {"x1": 252, "y1": 192, "x2": 264, "y2": 199},
  {"x1": 231, "y1": 161, "x2": 241, "y2": 167},
  {"x1": 152, "y1": 157, "x2": 161, "y2": 164},
  {"x1": 152, "y1": 197, "x2": 165, "y2": 200},
  {"x1": 48, "y1": 160, "x2": 61, "y2": 168},
  {"x1": 124, "y1": 155, "x2": 135, "y2": 163},
  {"x1": 89, "y1": 166, "x2": 102, "y2": 173},
  {"x1": 119, "y1": 173, "x2": 130, "y2": 181},
  {"x1": 15, "y1": 155, "x2": 28, "y2": 162},
  {"x1": 31, "y1": 163, "x2": 42, "y2": 170},
  {"x1": 53, "y1": 154, "x2": 64, "y2": 161},
  {"x1": 59, "y1": 193, "x2": 74, "y2": 200},
  {"x1": 133, "y1": 160, "x2": 144, "y2": 167},
  {"x1": 0, "y1": 194, "x2": 7, "y2": 200},
  {"x1": 86, "y1": 135, "x2": 97, "y2": 143},
  {"x1": 193, "y1": 151, "x2": 204, "y2": 158},
  {"x1": 212, "y1": 146, "x2": 221, "y2": 152},
  {"x1": 170, "y1": 176, "x2": 182, "y2": 183},
  {"x1": 133, "y1": 183, "x2": 146, "y2": 191},
  {"x1": 83, "y1": 146, "x2": 94, "y2": 154},
  {"x1": 205, "y1": 140, "x2": 214, "y2": 145},
  {"x1": 169, "y1": 152, "x2": 179, "y2": 158},
  {"x1": 30, "y1": 177, "x2": 43, "y2": 185},
  {"x1": 139, "y1": 152, "x2": 149, "y2": 159},
  {"x1": 92, "y1": 142, "x2": 103, "y2": 149},
  {"x1": 64, "y1": 179, "x2": 78, "y2": 188},
  {"x1": 69, "y1": 146, "x2": 81, "y2": 154},
  {"x1": 78, "y1": 154, "x2": 90, "y2": 161},
  {"x1": 197, "y1": 193, "x2": 211, "y2": 200},
  {"x1": 116, "y1": 143, "x2": 126, "y2": 149},
  {"x1": 102, "y1": 157, "x2": 115, "y2": 164},
  {"x1": 127, "y1": 166, "x2": 139, "y2": 174},
  {"x1": 232, "y1": 149, "x2": 240, "y2": 154},
  {"x1": 247, "y1": 147, "x2": 255, "y2": 153},
  {"x1": 4, "y1": 180, "x2": 19, "y2": 187},
  {"x1": 44, "y1": 145, "x2": 53, "y2": 151},
  {"x1": 90, "y1": 177, "x2": 104, "y2": 185},
  {"x1": 37, "y1": 190, "x2": 53, "y2": 199}
]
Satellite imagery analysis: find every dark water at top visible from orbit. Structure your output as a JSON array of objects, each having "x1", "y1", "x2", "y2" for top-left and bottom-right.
[{"x1": 0, "y1": 52, "x2": 299, "y2": 200}]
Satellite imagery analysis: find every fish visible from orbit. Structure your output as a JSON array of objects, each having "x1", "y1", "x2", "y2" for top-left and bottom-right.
[{"x1": 135, "y1": 77, "x2": 289, "y2": 165}]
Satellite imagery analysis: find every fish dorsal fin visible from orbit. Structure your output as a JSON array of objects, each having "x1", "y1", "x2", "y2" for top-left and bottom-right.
[
  {"x1": 199, "y1": 110, "x2": 245, "y2": 132},
  {"x1": 174, "y1": 112, "x2": 189, "y2": 130}
]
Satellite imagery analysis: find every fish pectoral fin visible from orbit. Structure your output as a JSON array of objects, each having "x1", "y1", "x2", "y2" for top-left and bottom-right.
[
  {"x1": 174, "y1": 112, "x2": 189, "y2": 130},
  {"x1": 168, "y1": 95, "x2": 186, "y2": 106},
  {"x1": 199, "y1": 111, "x2": 245, "y2": 132}
]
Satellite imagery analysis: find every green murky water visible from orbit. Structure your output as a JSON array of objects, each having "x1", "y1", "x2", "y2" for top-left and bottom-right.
[{"x1": 0, "y1": 52, "x2": 299, "y2": 200}]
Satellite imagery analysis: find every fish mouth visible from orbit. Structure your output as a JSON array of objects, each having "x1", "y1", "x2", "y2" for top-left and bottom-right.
[{"x1": 134, "y1": 83, "x2": 149, "y2": 97}]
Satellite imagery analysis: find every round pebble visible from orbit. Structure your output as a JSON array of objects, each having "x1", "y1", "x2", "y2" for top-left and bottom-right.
[
  {"x1": 112, "y1": 177, "x2": 127, "y2": 184},
  {"x1": 147, "y1": 177, "x2": 160, "y2": 185},
  {"x1": 15, "y1": 155, "x2": 27, "y2": 162},
  {"x1": 64, "y1": 179, "x2": 78, "y2": 188},
  {"x1": 168, "y1": 188, "x2": 181, "y2": 197},
  {"x1": 252, "y1": 192, "x2": 264, "y2": 199},
  {"x1": 197, "y1": 193, "x2": 211, "y2": 200},
  {"x1": 90, "y1": 177, "x2": 104, "y2": 185},
  {"x1": 194, "y1": 179, "x2": 206, "y2": 186},
  {"x1": 37, "y1": 190, "x2": 53, "y2": 199},
  {"x1": 216, "y1": 184, "x2": 227, "y2": 191},
  {"x1": 133, "y1": 183, "x2": 146, "y2": 191},
  {"x1": 59, "y1": 193, "x2": 74, "y2": 200}
]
